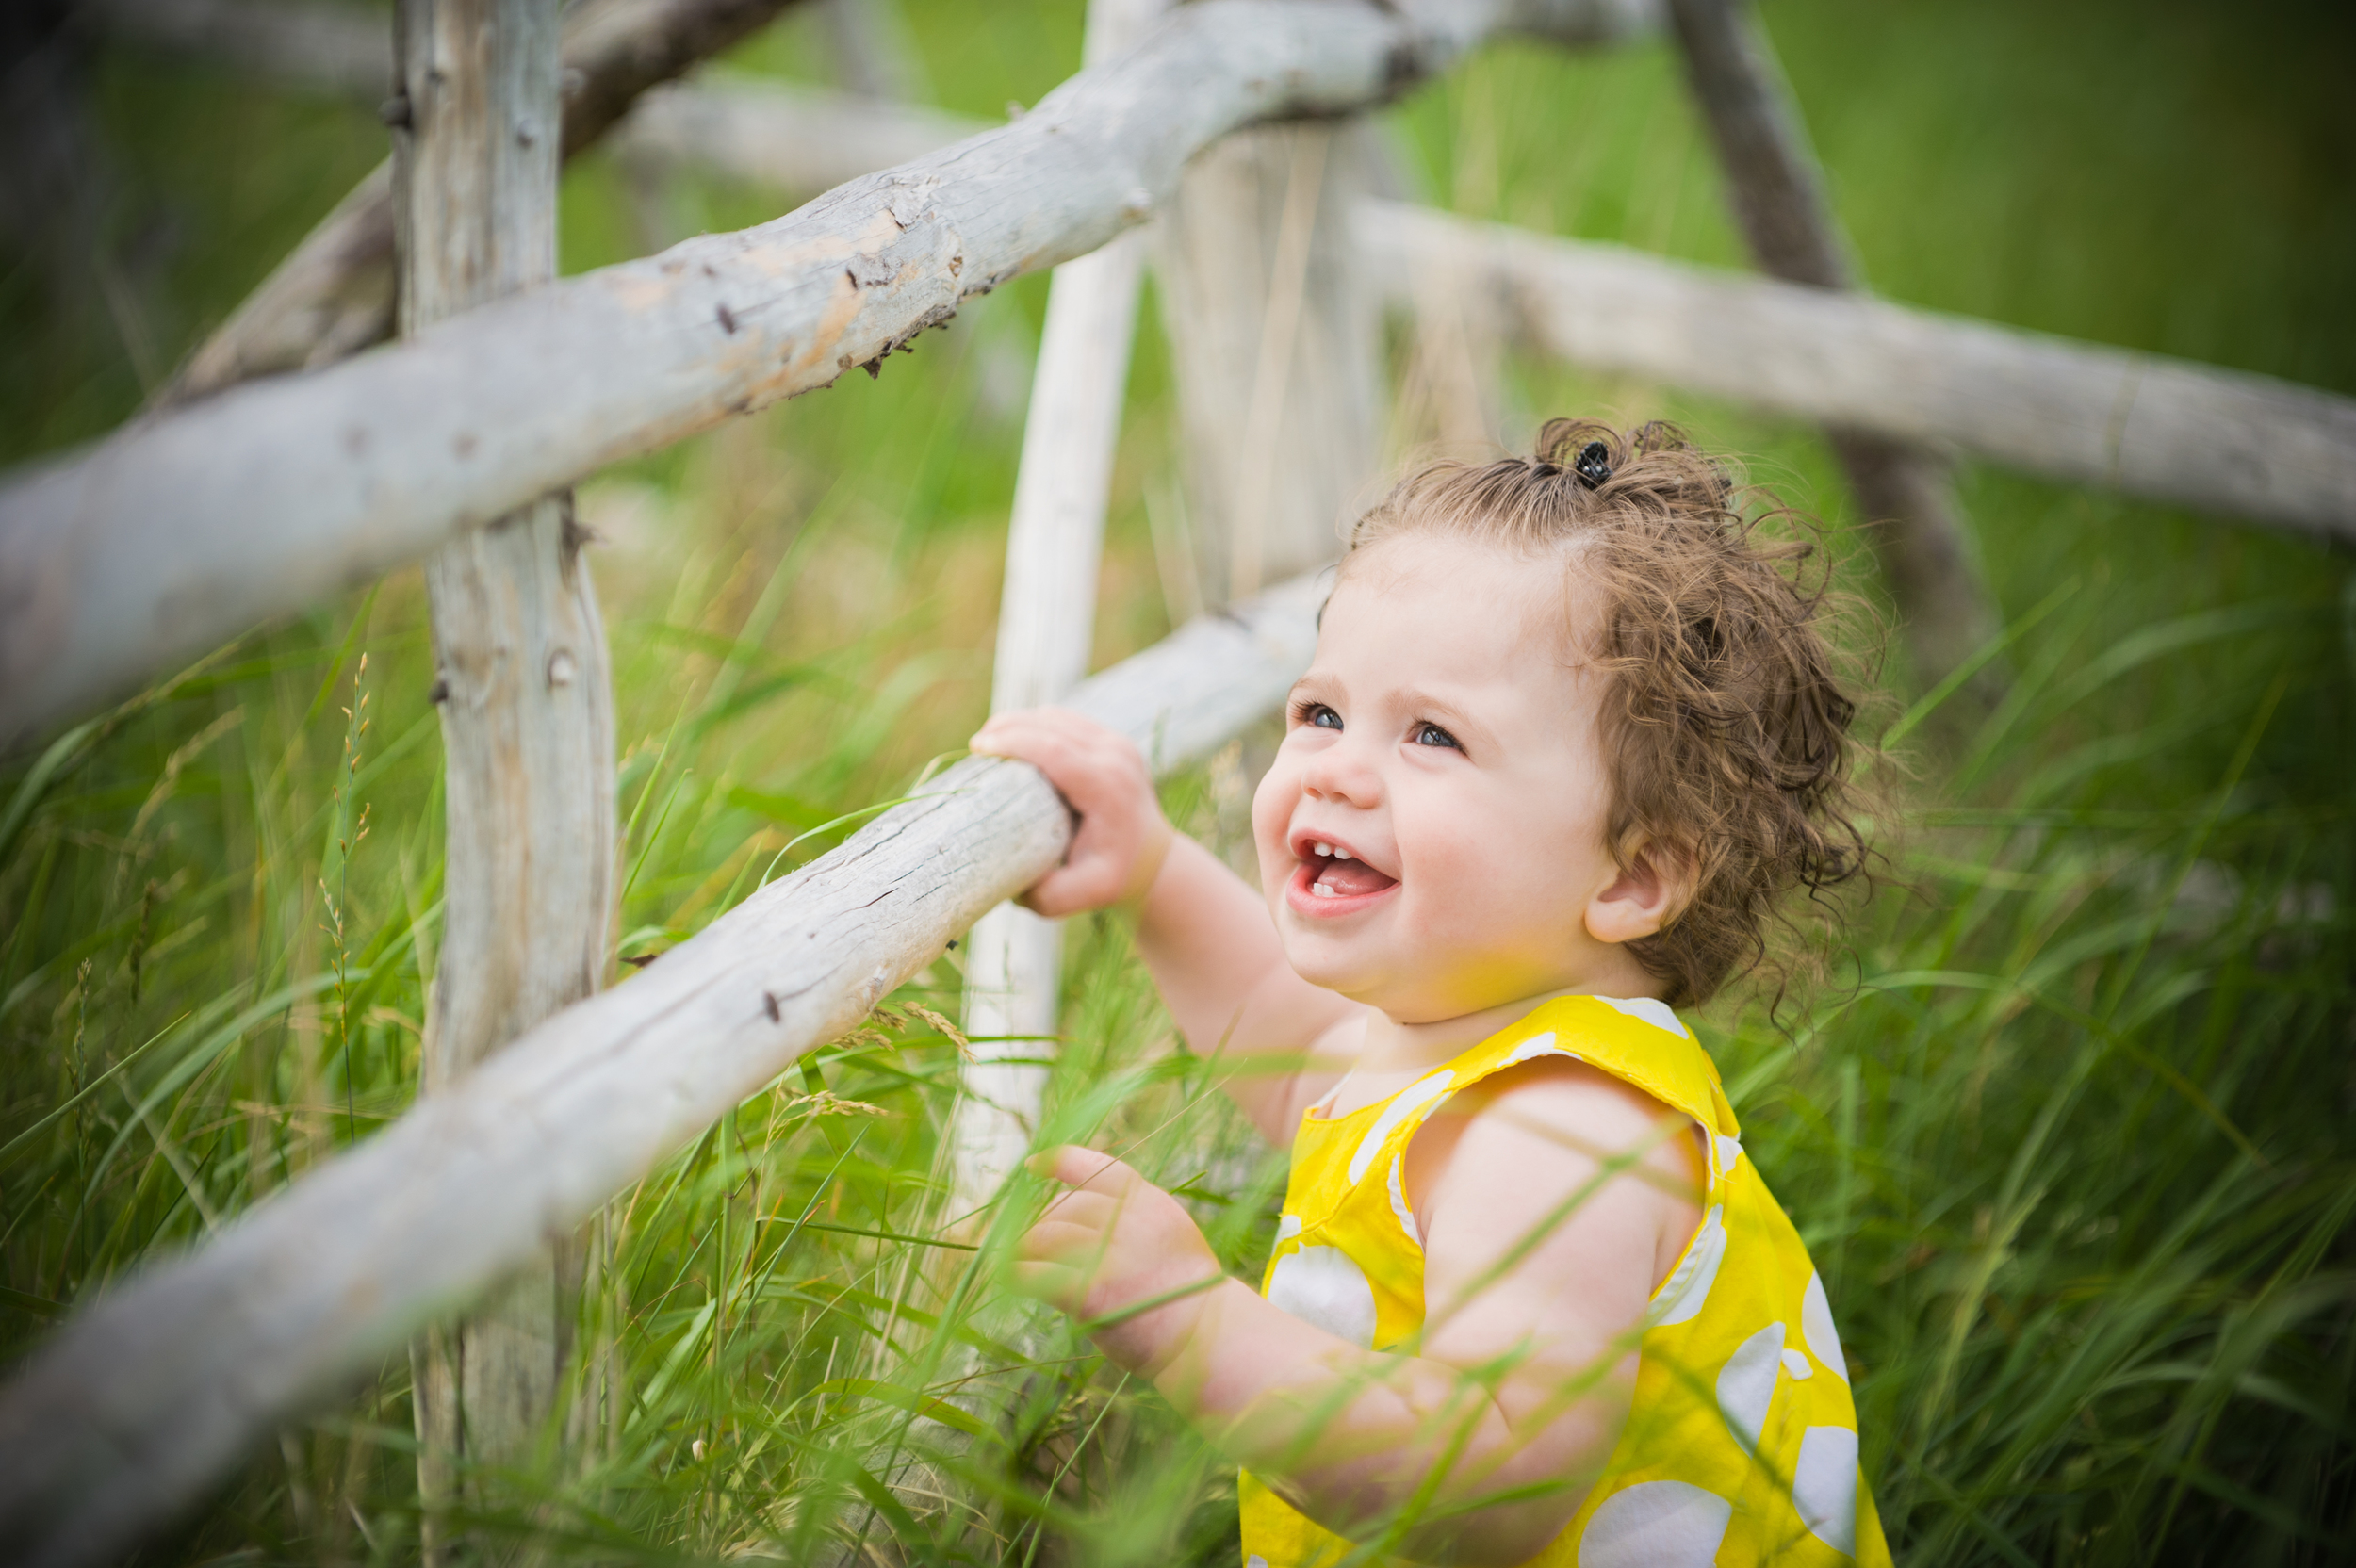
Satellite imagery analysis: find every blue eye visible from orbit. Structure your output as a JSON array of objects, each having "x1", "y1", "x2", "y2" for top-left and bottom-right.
[
  {"x1": 1415, "y1": 722, "x2": 1460, "y2": 750},
  {"x1": 1290, "y1": 699, "x2": 1342, "y2": 730}
]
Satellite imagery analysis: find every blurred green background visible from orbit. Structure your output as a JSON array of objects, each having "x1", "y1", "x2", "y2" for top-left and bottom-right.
[{"x1": 2, "y1": 0, "x2": 2351, "y2": 1562}]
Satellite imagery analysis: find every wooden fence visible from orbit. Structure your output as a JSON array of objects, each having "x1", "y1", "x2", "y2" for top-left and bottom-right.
[
  {"x1": 608, "y1": 76, "x2": 2356, "y2": 542},
  {"x1": 2, "y1": 0, "x2": 2353, "y2": 1562},
  {"x1": 0, "y1": 566, "x2": 1320, "y2": 1568}
]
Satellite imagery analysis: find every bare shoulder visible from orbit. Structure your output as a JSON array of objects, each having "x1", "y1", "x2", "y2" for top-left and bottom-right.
[{"x1": 1406, "y1": 1055, "x2": 1707, "y2": 1296}]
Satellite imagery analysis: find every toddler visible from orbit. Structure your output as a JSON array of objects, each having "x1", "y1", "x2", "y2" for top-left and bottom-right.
[{"x1": 973, "y1": 419, "x2": 1890, "y2": 1566}]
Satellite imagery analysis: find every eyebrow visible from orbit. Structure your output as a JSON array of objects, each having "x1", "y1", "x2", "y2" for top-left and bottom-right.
[{"x1": 1394, "y1": 685, "x2": 1492, "y2": 738}]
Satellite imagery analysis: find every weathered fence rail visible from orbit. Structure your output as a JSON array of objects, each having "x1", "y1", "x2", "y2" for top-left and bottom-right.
[
  {"x1": 31, "y1": 0, "x2": 2350, "y2": 762},
  {"x1": 588, "y1": 76, "x2": 2356, "y2": 547},
  {"x1": 1358, "y1": 203, "x2": 2356, "y2": 542},
  {"x1": 606, "y1": 80, "x2": 2356, "y2": 544},
  {"x1": 0, "y1": 0, "x2": 1649, "y2": 750},
  {"x1": 132, "y1": 0, "x2": 825, "y2": 401},
  {"x1": 0, "y1": 572, "x2": 1324, "y2": 1568}
]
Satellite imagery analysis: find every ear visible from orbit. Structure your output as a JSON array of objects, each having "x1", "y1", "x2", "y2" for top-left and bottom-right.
[{"x1": 1584, "y1": 838, "x2": 1693, "y2": 947}]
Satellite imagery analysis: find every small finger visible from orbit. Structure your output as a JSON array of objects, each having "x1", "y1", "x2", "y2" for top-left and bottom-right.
[
  {"x1": 1009, "y1": 1260, "x2": 1078, "y2": 1305},
  {"x1": 1021, "y1": 860, "x2": 1123, "y2": 919},
  {"x1": 1017, "y1": 1213, "x2": 1110, "y2": 1258},
  {"x1": 1034, "y1": 1144, "x2": 1136, "y2": 1194},
  {"x1": 972, "y1": 708, "x2": 1092, "y2": 753}
]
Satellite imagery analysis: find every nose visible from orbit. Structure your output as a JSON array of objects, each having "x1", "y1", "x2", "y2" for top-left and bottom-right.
[{"x1": 1298, "y1": 730, "x2": 1382, "y2": 808}]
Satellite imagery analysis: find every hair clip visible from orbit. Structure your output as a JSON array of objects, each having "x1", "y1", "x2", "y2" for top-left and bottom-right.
[{"x1": 1574, "y1": 441, "x2": 1613, "y2": 490}]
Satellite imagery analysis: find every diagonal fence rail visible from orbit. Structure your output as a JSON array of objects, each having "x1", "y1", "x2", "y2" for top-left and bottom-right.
[
  {"x1": 0, "y1": 572, "x2": 1325, "y2": 1568},
  {"x1": 606, "y1": 77, "x2": 2356, "y2": 547},
  {"x1": 0, "y1": 0, "x2": 1652, "y2": 750},
  {"x1": 14, "y1": 0, "x2": 2351, "y2": 753}
]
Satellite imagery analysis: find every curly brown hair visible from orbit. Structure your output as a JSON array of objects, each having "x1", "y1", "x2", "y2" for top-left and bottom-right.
[{"x1": 1344, "y1": 418, "x2": 1874, "y2": 1006}]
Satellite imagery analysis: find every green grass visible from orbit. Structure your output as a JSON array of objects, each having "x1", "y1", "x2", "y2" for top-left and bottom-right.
[{"x1": 3, "y1": 0, "x2": 2352, "y2": 1561}]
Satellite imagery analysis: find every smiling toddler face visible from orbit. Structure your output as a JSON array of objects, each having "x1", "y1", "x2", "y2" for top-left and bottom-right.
[{"x1": 1250, "y1": 532, "x2": 1649, "y2": 1022}]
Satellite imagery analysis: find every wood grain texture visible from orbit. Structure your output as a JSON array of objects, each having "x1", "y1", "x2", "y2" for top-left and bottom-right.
[
  {"x1": 389, "y1": 0, "x2": 614, "y2": 1544},
  {"x1": 1667, "y1": 0, "x2": 1994, "y2": 679},
  {"x1": 1361, "y1": 204, "x2": 2356, "y2": 546},
  {"x1": 0, "y1": 0, "x2": 1650, "y2": 748},
  {"x1": 0, "y1": 571, "x2": 1323, "y2": 1568},
  {"x1": 1153, "y1": 120, "x2": 1383, "y2": 599},
  {"x1": 154, "y1": 0, "x2": 817, "y2": 404}
]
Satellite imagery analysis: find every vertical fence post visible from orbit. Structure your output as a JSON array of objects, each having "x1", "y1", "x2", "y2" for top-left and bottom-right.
[
  {"x1": 948, "y1": 0, "x2": 1163, "y2": 1228},
  {"x1": 1153, "y1": 119, "x2": 1383, "y2": 603},
  {"x1": 1666, "y1": 0, "x2": 1999, "y2": 685},
  {"x1": 389, "y1": 0, "x2": 615, "y2": 1552}
]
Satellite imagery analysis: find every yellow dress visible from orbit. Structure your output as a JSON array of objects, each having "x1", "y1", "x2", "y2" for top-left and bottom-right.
[{"x1": 1237, "y1": 994, "x2": 1891, "y2": 1567}]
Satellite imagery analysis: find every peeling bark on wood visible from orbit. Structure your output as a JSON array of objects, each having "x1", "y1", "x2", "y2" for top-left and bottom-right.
[
  {"x1": 0, "y1": 0, "x2": 1654, "y2": 747},
  {"x1": 154, "y1": 0, "x2": 818, "y2": 405},
  {"x1": 1358, "y1": 203, "x2": 2356, "y2": 548},
  {"x1": 1667, "y1": 0, "x2": 1996, "y2": 681},
  {"x1": 389, "y1": 0, "x2": 614, "y2": 1551},
  {"x1": 0, "y1": 573, "x2": 1323, "y2": 1568}
]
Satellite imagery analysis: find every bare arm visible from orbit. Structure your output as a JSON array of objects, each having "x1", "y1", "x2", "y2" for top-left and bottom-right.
[
  {"x1": 1131, "y1": 834, "x2": 1362, "y2": 1138},
  {"x1": 1019, "y1": 1062, "x2": 1705, "y2": 1564},
  {"x1": 973, "y1": 709, "x2": 1358, "y2": 1141}
]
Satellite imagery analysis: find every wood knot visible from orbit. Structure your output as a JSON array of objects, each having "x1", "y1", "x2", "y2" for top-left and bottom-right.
[
  {"x1": 548, "y1": 649, "x2": 577, "y2": 687},
  {"x1": 762, "y1": 991, "x2": 781, "y2": 1022}
]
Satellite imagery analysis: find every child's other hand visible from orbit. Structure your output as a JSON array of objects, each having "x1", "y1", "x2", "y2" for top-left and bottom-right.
[
  {"x1": 1015, "y1": 1146, "x2": 1226, "y2": 1375},
  {"x1": 971, "y1": 709, "x2": 1175, "y2": 916}
]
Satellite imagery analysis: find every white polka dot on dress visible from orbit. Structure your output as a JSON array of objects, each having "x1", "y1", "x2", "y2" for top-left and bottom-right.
[
  {"x1": 1265, "y1": 1245, "x2": 1378, "y2": 1348},
  {"x1": 1802, "y1": 1270, "x2": 1851, "y2": 1384},
  {"x1": 1647, "y1": 1205, "x2": 1726, "y2": 1327},
  {"x1": 1593, "y1": 995, "x2": 1689, "y2": 1037},
  {"x1": 1716, "y1": 1321, "x2": 1785, "y2": 1452},
  {"x1": 1346, "y1": 1070, "x2": 1456, "y2": 1185},
  {"x1": 1576, "y1": 1479, "x2": 1732, "y2": 1568},
  {"x1": 1385, "y1": 1153, "x2": 1420, "y2": 1248},
  {"x1": 1792, "y1": 1425, "x2": 1861, "y2": 1557}
]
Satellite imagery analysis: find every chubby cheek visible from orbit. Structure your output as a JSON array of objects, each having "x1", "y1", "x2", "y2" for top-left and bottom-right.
[
  {"x1": 1397, "y1": 788, "x2": 1588, "y2": 964},
  {"x1": 1248, "y1": 760, "x2": 1299, "y2": 907}
]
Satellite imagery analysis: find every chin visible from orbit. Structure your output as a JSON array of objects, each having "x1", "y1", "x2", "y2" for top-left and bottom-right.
[{"x1": 1276, "y1": 931, "x2": 1385, "y2": 1000}]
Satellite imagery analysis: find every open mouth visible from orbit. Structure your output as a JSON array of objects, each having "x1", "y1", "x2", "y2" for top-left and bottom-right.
[{"x1": 1287, "y1": 834, "x2": 1399, "y2": 915}]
